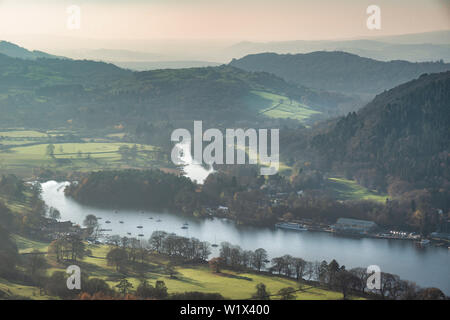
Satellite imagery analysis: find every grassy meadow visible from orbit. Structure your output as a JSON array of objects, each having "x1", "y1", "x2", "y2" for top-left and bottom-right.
[
  {"x1": 327, "y1": 177, "x2": 388, "y2": 203},
  {"x1": 0, "y1": 130, "x2": 50, "y2": 138},
  {"x1": 3, "y1": 235, "x2": 355, "y2": 300},
  {"x1": 247, "y1": 90, "x2": 322, "y2": 123},
  {"x1": 0, "y1": 129, "x2": 161, "y2": 176}
]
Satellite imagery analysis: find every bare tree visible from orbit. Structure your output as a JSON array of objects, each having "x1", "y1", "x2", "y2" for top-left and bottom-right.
[
  {"x1": 349, "y1": 267, "x2": 368, "y2": 294},
  {"x1": 252, "y1": 248, "x2": 268, "y2": 272}
]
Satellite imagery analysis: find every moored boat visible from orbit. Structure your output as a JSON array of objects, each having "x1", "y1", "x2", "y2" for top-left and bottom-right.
[
  {"x1": 275, "y1": 222, "x2": 308, "y2": 231},
  {"x1": 417, "y1": 239, "x2": 431, "y2": 247}
]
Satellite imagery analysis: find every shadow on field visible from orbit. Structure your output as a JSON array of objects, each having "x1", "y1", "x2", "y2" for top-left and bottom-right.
[{"x1": 216, "y1": 272, "x2": 253, "y2": 281}]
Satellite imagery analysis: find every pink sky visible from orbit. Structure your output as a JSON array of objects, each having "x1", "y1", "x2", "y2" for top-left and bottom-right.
[{"x1": 1, "y1": 0, "x2": 449, "y2": 41}]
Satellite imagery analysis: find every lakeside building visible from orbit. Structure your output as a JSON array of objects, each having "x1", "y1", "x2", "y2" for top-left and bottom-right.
[
  {"x1": 332, "y1": 218, "x2": 378, "y2": 235},
  {"x1": 39, "y1": 218, "x2": 89, "y2": 240},
  {"x1": 430, "y1": 232, "x2": 450, "y2": 241}
]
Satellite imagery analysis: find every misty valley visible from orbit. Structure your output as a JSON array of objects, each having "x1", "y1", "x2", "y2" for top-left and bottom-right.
[{"x1": 0, "y1": 5, "x2": 449, "y2": 304}]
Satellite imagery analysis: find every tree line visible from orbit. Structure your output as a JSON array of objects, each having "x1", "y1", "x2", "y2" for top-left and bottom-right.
[
  {"x1": 104, "y1": 232, "x2": 447, "y2": 300},
  {"x1": 213, "y1": 242, "x2": 447, "y2": 300}
]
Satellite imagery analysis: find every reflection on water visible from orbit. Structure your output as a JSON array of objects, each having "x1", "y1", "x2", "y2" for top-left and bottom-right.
[{"x1": 41, "y1": 181, "x2": 450, "y2": 294}]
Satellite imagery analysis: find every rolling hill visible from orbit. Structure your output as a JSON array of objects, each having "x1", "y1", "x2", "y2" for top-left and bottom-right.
[
  {"x1": 307, "y1": 71, "x2": 450, "y2": 205},
  {"x1": 0, "y1": 41, "x2": 63, "y2": 60},
  {"x1": 230, "y1": 51, "x2": 450, "y2": 96},
  {"x1": 0, "y1": 49, "x2": 358, "y2": 131}
]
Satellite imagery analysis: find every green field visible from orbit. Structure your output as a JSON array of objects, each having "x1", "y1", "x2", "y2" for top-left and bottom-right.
[
  {"x1": 327, "y1": 177, "x2": 388, "y2": 203},
  {"x1": 2, "y1": 236, "x2": 357, "y2": 300},
  {"x1": 0, "y1": 129, "x2": 162, "y2": 176},
  {"x1": 1, "y1": 142, "x2": 156, "y2": 173},
  {"x1": 12, "y1": 235, "x2": 50, "y2": 254},
  {"x1": 0, "y1": 277, "x2": 56, "y2": 300},
  {"x1": 0, "y1": 189, "x2": 34, "y2": 216},
  {"x1": 0, "y1": 140, "x2": 36, "y2": 146},
  {"x1": 0, "y1": 130, "x2": 49, "y2": 138},
  {"x1": 162, "y1": 266, "x2": 347, "y2": 300},
  {"x1": 0, "y1": 235, "x2": 56, "y2": 299},
  {"x1": 247, "y1": 91, "x2": 322, "y2": 122}
]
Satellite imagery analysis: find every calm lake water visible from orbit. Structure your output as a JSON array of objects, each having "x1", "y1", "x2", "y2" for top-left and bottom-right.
[{"x1": 41, "y1": 181, "x2": 450, "y2": 294}]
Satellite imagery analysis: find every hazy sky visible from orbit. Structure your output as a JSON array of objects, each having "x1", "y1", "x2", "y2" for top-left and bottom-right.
[{"x1": 1, "y1": 0, "x2": 449, "y2": 41}]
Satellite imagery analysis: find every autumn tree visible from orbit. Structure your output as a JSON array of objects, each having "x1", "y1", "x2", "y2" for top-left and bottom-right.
[
  {"x1": 83, "y1": 214, "x2": 98, "y2": 229},
  {"x1": 136, "y1": 280, "x2": 155, "y2": 299},
  {"x1": 116, "y1": 279, "x2": 133, "y2": 296},
  {"x1": 46, "y1": 144, "x2": 55, "y2": 158},
  {"x1": 25, "y1": 250, "x2": 47, "y2": 280},
  {"x1": 48, "y1": 207, "x2": 61, "y2": 220},
  {"x1": 278, "y1": 287, "x2": 296, "y2": 300},
  {"x1": 209, "y1": 257, "x2": 224, "y2": 273},
  {"x1": 417, "y1": 288, "x2": 446, "y2": 300},
  {"x1": 106, "y1": 247, "x2": 129, "y2": 272},
  {"x1": 83, "y1": 278, "x2": 113, "y2": 296},
  {"x1": 252, "y1": 283, "x2": 270, "y2": 300}
]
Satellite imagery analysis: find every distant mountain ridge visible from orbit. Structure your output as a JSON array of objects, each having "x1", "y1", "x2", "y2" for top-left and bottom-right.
[
  {"x1": 226, "y1": 32, "x2": 450, "y2": 63},
  {"x1": 230, "y1": 51, "x2": 450, "y2": 96},
  {"x1": 111, "y1": 60, "x2": 221, "y2": 71},
  {"x1": 0, "y1": 44, "x2": 221, "y2": 71},
  {"x1": 370, "y1": 30, "x2": 450, "y2": 45},
  {"x1": 0, "y1": 41, "x2": 64, "y2": 60},
  {"x1": 69, "y1": 48, "x2": 166, "y2": 62}
]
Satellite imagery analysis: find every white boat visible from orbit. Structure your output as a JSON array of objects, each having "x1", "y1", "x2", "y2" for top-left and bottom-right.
[
  {"x1": 418, "y1": 239, "x2": 431, "y2": 247},
  {"x1": 275, "y1": 222, "x2": 308, "y2": 231}
]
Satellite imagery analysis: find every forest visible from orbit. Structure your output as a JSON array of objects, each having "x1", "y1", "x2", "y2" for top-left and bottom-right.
[
  {"x1": 64, "y1": 170, "x2": 197, "y2": 212},
  {"x1": 280, "y1": 71, "x2": 450, "y2": 214}
]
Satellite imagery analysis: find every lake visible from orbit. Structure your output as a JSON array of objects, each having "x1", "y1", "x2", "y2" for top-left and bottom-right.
[{"x1": 41, "y1": 181, "x2": 450, "y2": 294}]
